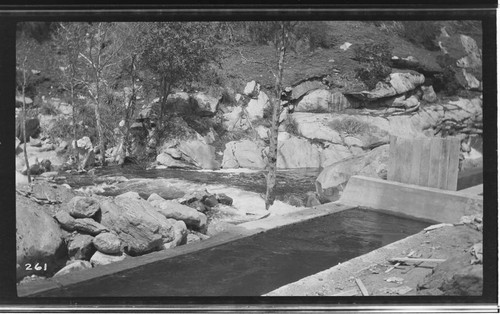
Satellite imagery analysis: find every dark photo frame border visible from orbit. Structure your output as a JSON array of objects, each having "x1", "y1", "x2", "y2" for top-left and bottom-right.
[{"x1": 1, "y1": 2, "x2": 497, "y2": 312}]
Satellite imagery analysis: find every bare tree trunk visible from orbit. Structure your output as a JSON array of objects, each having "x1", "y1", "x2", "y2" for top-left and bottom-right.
[
  {"x1": 70, "y1": 68, "x2": 79, "y2": 166},
  {"x1": 122, "y1": 54, "x2": 137, "y2": 163},
  {"x1": 21, "y1": 74, "x2": 31, "y2": 183},
  {"x1": 93, "y1": 68, "x2": 106, "y2": 166},
  {"x1": 265, "y1": 23, "x2": 286, "y2": 210}
]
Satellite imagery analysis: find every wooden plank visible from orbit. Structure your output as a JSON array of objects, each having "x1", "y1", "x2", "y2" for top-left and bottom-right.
[
  {"x1": 437, "y1": 138, "x2": 451, "y2": 189},
  {"x1": 355, "y1": 278, "x2": 370, "y2": 296},
  {"x1": 389, "y1": 257, "x2": 446, "y2": 263},
  {"x1": 387, "y1": 135, "x2": 398, "y2": 181},
  {"x1": 427, "y1": 138, "x2": 443, "y2": 188},
  {"x1": 333, "y1": 289, "x2": 359, "y2": 296},
  {"x1": 418, "y1": 138, "x2": 432, "y2": 187},
  {"x1": 408, "y1": 138, "x2": 423, "y2": 185},
  {"x1": 398, "y1": 137, "x2": 414, "y2": 184},
  {"x1": 446, "y1": 137, "x2": 460, "y2": 190}
]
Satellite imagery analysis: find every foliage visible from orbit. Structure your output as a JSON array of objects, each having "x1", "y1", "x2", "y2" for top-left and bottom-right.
[
  {"x1": 283, "y1": 115, "x2": 300, "y2": 136},
  {"x1": 354, "y1": 64, "x2": 392, "y2": 90},
  {"x1": 328, "y1": 117, "x2": 369, "y2": 135},
  {"x1": 353, "y1": 40, "x2": 393, "y2": 90},
  {"x1": 399, "y1": 21, "x2": 441, "y2": 51},
  {"x1": 434, "y1": 54, "x2": 462, "y2": 96},
  {"x1": 295, "y1": 21, "x2": 336, "y2": 50},
  {"x1": 139, "y1": 22, "x2": 221, "y2": 131},
  {"x1": 39, "y1": 101, "x2": 59, "y2": 115}
]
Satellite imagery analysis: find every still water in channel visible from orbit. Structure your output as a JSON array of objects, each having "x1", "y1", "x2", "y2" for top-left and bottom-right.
[{"x1": 34, "y1": 207, "x2": 430, "y2": 297}]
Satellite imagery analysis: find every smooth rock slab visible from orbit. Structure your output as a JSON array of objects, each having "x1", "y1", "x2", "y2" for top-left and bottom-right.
[
  {"x1": 54, "y1": 260, "x2": 93, "y2": 277},
  {"x1": 90, "y1": 251, "x2": 127, "y2": 267},
  {"x1": 67, "y1": 196, "x2": 100, "y2": 218},
  {"x1": 93, "y1": 232, "x2": 122, "y2": 254}
]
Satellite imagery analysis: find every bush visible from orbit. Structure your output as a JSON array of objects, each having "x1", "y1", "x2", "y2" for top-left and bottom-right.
[
  {"x1": 354, "y1": 63, "x2": 392, "y2": 90},
  {"x1": 283, "y1": 115, "x2": 299, "y2": 136},
  {"x1": 434, "y1": 54, "x2": 462, "y2": 96},
  {"x1": 328, "y1": 117, "x2": 369, "y2": 135},
  {"x1": 400, "y1": 21, "x2": 440, "y2": 51},
  {"x1": 296, "y1": 21, "x2": 335, "y2": 50},
  {"x1": 353, "y1": 41, "x2": 393, "y2": 90},
  {"x1": 39, "y1": 101, "x2": 59, "y2": 115}
]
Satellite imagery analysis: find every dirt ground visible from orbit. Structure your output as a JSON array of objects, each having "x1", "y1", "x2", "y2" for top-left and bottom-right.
[{"x1": 266, "y1": 222, "x2": 482, "y2": 296}]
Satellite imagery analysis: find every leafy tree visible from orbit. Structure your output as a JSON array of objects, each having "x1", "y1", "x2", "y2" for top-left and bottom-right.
[
  {"x1": 76, "y1": 22, "x2": 132, "y2": 164},
  {"x1": 139, "y1": 22, "x2": 221, "y2": 135}
]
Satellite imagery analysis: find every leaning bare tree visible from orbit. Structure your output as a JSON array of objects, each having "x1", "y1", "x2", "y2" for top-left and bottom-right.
[{"x1": 16, "y1": 38, "x2": 37, "y2": 183}]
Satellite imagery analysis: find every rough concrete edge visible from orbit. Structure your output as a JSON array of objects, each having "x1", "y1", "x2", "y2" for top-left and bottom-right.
[
  {"x1": 239, "y1": 202, "x2": 354, "y2": 231},
  {"x1": 339, "y1": 175, "x2": 483, "y2": 223},
  {"x1": 17, "y1": 229, "x2": 257, "y2": 297},
  {"x1": 18, "y1": 203, "x2": 356, "y2": 297},
  {"x1": 263, "y1": 226, "x2": 446, "y2": 296}
]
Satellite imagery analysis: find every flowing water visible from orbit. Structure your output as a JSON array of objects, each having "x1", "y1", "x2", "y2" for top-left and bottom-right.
[
  {"x1": 61, "y1": 166, "x2": 322, "y2": 200},
  {"x1": 33, "y1": 207, "x2": 430, "y2": 297}
]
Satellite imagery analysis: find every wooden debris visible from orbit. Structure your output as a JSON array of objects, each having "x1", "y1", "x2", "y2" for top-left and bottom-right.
[
  {"x1": 386, "y1": 250, "x2": 415, "y2": 273},
  {"x1": 355, "y1": 278, "x2": 369, "y2": 296},
  {"x1": 379, "y1": 286, "x2": 412, "y2": 295},
  {"x1": 389, "y1": 257, "x2": 446, "y2": 264},
  {"x1": 333, "y1": 289, "x2": 359, "y2": 296},
  {"x1": 385, "y1": 277, "x2": 404, "y2": 284},
  {"x1": 424, "y1": 223, "x2": 454, "y2": 232}
]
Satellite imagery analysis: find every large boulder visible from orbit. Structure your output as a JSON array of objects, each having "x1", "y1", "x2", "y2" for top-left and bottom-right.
[
  {"x1": 99, "y1": 194, "x2": 177, "y2": 256},
  {"x1": 222, "y1": 140, "x2": 267, "y2": 169},
  {"x1": 16, "y1": 195, "x2": 67, "y2": 280},
  {"x1": 177, "y1": 140, "x2": 220, "y2": 170},
  {"x1": 90, "y1": 251, "x2": 127, "y2": 267},
  {"x1": 54, "y1": 260, "x2": 93, "y2": 277},
  {"x1": 276, "y1": 133, "x2": 321, "y2": 168},
  {"x1": 15, "y1": 118, "x2": 41, "y2": 143},
  {"x1": 319, "y1": 143, "x2": 353, "y2": 168},
  {"x1": 243, "y1": 80, "x2": 260, "y2": 98},
  {"x1": 67, "y1": 234, "x2": 96, "y2": 261},
  {"x1": 93, "y1": 232, "x2": 122, "y2": 254},
  {"x1": 246, "y1": 91, "x2": 270, "y2": 120},
  {"x1": 345, "y1": 71, "x2": 425, "y2": 101},
  {"x1": 315, "y1": 144, "x2": 390, "y2": 202},
  {"x1": 292, "y1": 113, "x2": 343, "y2": 144},
  {"x1": 163, "y1": 219, "x2": 188, "y2": 249},
  {"x1": 147, "y1": 193, "x2": 208, "y2": 232},
  {"x1": 54, "y1": 211, "x2": 109, "y2": 236},
  {"x1": 290, "y1": 80, "x2": 326, "y2": 101},
  {"x1": 67, "y1": 196, "x2": 100, "y2": 219},
  {"x1": 156, "y1": 152, "x2": 193, "y2": 169},
  {"x1": 113, "y1": 178, "x2": 186, "y2": 200},
  {"x1": 295, "y1": 89, "x2": 333, "y2": 113},
  {"x1": 192, "y1": 92, "x2": 219, "y2": 114}
]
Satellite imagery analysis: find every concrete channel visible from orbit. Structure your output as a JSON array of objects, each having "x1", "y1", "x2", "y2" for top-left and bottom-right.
[{"x1": 17, "y1": 175, "x2": 482, "y2": 297}]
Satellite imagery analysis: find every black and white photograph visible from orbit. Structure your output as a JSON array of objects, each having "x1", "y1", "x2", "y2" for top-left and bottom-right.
[{"x1": 3, "y1": 3, "x2": 497, "y2": 312}]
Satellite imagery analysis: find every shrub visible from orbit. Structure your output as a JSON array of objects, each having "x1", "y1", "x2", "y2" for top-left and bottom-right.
[
  {"x1": 400, "y1": 21, "x2": 440, "y2": 51},
  {"x1": 328, "y1": 117, "x2": 369, "y2": 135},
  {"x1": 39, "y1": 101, "x2": 59, "y2": 115},
  {"x1": 355, "y1": 63, "x2": 392, "y2": 90},
  {"x1": 353, "y1": 40, "x2": 392, "y2": 65},
  {"x1": 283, "y1": 115, "x2": 300, "y2": 136},
  {"x1": 296, "y1": 21, "x2": 335, "y2": 50},
  {"x1": 354, "y1": 41, "x2": 393, "y2": 90}
]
